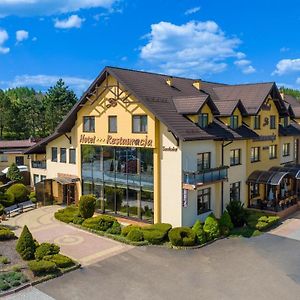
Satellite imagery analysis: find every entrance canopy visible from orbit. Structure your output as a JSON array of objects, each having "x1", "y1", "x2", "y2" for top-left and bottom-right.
[
  {"x1": 247, "y1": 170, "x2": 290, "y2": 186},
  {"x1": 270, "y1": 166, "x2": 300, "y2": 179},
  {"x1": 52, "y1": 176, "x2": 80, "y2": 185}
]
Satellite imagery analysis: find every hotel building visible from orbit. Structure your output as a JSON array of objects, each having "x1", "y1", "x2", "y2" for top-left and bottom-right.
[{"x1": 25, "y1": 67, "x2": 300, "y2": 227}]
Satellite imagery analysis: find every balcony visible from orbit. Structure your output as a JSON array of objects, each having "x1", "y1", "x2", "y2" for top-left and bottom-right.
[
  {"x1": 31, "y1": 160, "x2": 47, "y2": 169},
  {"x1": 183, "y1": 166, "x2": 228, "y2": 190}
]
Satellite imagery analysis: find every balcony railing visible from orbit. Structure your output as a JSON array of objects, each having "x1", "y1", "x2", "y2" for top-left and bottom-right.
[
  {"x1": 183, "y1": 166, "x2": 228, "y2": 188},
  {"x1": 31, "y1": 160, "x2": 47, "y2": 169}
]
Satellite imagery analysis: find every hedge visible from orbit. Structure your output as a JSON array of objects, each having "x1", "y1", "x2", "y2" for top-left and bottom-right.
[
  {"x1": 6, "y1": 184, "x2": 29, "y2": 203},
  {"x1": 127, "y1": 229, "x2": 144, "y2": 242},
  {"x1": 82, "y1": 215, "x2": 116, "y2": 231},
  {"x1": 106, "y1": 221, "x2": 122, "y2": 235},
  {"x1": 142, "y1": 229, "x2": 165, "y2": 244},
  {"x1": 28, "y1": 260, "x2": 58, "y2": 276},
  {"x1": 0, "y1": 192, "x2": 15, "y2": 207},
  {"x1": 54, "y1": 206, "x2": 79, "y2": 223},
  {"x1": 168, "y1": 227, "x2": 196, "y2": 247},
  {"x1": 35, "y1": 243, "x2": 60, "y2": 260},
  {"x1": 79, "y1": 194, "x2": 96, "y2": 219},
  {"x1": 246, "y1": 212, "x2": 280, "y2": 231},
  {"x1": 203, "y1": 214, "x2": 220, "y2": 241},
  {"x1": 121, "y1": 225, "x2": 141, "y2": 237},
  {"x1": 0, "y1": 226, "x2": 15, "y2": 241},
  {"x1": 192, "y1": 220, "x2": 206, "y2": 245},
  {"x1": 219, "y1": 211, "x2": 234, "y2": 236},
  {"x1": 44, "y1": 254, "x2": 74, "y2": 268}
]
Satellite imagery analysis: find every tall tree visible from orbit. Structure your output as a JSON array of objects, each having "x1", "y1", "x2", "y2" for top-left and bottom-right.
[
  {"x1": 44, "y1": 79, "x2": 77, "y2": 133},
  {"x1": 0, "y1": 89, "x2": 11, "y2": 139},
  {"x1": 280, "y1": 87, "x2": 300, "y2": 100}
]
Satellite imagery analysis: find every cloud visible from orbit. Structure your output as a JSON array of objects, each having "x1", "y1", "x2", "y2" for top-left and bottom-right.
[
  {"x1": 280, "y1": 47, "x2": 290, "y2": 52},
  {"x1": 0, "y1": 0, "x2": 117, "y2": 17},
  {"x1": 140, "y1": 21, "x2": 252, "y2": 77},
  {"x1": 1, "y1": 74, "x2": 92, "y2": 95},
  {"x1": 184, "y1": 6, "x2": 200, "y2": 15},
  {"x1": 16, "y1": 30, "x2": 29, "y2": 43},
  {"x1": 54, "y1": 15, "x2": 85, "y2": 29},
  {"x1": 0, "y1": 29, "x2": 9, "y2": 54},
  {"x1": 272, "y1": 58, "x2": 300, "y2": 75},
  {"x1": 234, "y1": 59, "x2": 256, "y2": 74}
]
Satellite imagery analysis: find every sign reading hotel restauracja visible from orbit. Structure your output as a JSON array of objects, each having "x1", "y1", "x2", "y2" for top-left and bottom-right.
[{"x1": 80, "y1": 134, "x2": 153, "y2": 148}]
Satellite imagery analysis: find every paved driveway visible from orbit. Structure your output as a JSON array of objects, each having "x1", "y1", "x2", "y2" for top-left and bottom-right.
[{"x1": 3, "y1": 206, "x2": 132, "y2": 266}]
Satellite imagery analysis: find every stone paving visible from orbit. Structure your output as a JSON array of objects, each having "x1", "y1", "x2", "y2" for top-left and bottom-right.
[
  {"x1": 3, "y1": 287, "x2": 55, "y2": 300},
  {"x1": 3, "y1": 206, "x2": 132, "y2": 266}
]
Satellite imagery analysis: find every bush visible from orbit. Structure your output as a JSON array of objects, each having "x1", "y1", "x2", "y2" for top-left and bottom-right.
[
  {"x1": 79, "y1": 194, "x2": 96, "y2": 219},
  {"x1": 226, "y1": 200, "x2": 246, "y2": 227},
  {"x1": 6, "y1": 163, "x2": 23, "y2": 181},
  {"x1": 246, "y1": 212, "x2": 280, "y2": 231},
  {"x1": 0, "y1": 192, "x2": 15, "y2": 207},
  {"x1": 35, "y1": 243, "x2": 60, "y2": 260},
  {"x1": 203, "y1": 214, "x2": 220, "y2": 241},
  {"x1": 121, "y1": 225, "x2": 141, "y2": 237},
  {"x1": 82, "y1": 215, "x2": 116, "y2": 232},
  {"x1": 73, "y1": 216, "x2": 85, "y2": 225},
  {"x1": 0, "y1": 226, "x2": 15, "y2": 240},
  {"x1": 28, "y1": 260, "x2": 58, "y2": 276},
  {"x1": 143, "y1": 230, "x2": 165, "y2": 244},
  {"x1": 230, "y1": 227, "x2": 261, "y2": 238},
  {"x1": 168, "y1": 227, "x2": 196, "y2": 247},
  {"x1": 16, "y1": 225, "x2": 36, "y2": 260},
  {"x1": 219, "y1": 211, "x2": 234, "y2": 236},
  {"x1": 54, "y1": 206, "x2": 79, "y2": 223},
  {"x1": 0, "y1": 203, "x2": 3, "y2": 216},
  {"x1": 0, "y1": 271, "x2": 28, "y2": 291},
  {"x1": 44, "y1": 254, "x2": 74, "y2": 268},
  {"x1": 127, "y1": 229, "x2": 144, "y2": 242},
  {"x1": 29, "y1": 191, "x2": 37, "y2": 203},
  {"x1": 6, "y1": 184, "x2": 29, "y2": 203},
  {"x1": 106, "y1": 221, "x2": 122, "y2": 235},
  {"x1": 192, "y1": 220, "x2": 206, "y2": 245}
]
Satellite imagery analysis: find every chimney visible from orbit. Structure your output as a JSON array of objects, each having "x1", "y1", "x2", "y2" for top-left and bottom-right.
[
  {"x1": 193, "y1": 80, "x2": 201, "y2": 90},
  {"x1": 166, "y1": 77, "x2": 173, "y2": 87},
  {"x1": 280, "y1": 92, "x2": 285, "y2": 100}
]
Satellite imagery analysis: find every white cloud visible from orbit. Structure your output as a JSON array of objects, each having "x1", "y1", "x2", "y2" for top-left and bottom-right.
[
  {"x1": 280, "y1": 47, "x2": 290, "y2": 52},
  {"x1": 16, "y1": 30, "x2": 29, "y2": 43},
  {"x1": 0, "y1": 0, "x2": 117, "y2": 17},
  {"x1": 272, "y1": 58, "x2": 300, "y2": 75},
  {"x1": 1, "y1": 74, "x2": 92, "y2": 95},
  {"x1": 234, "y1": 59, "x2": 256, "y2": 74},
  {"x1": 0, "y1": 29, "x2": 9, "y2": 54},
  {"x1": 184, "y1": 6, "x2": 200, "y2": 15},
  {"x1": 140, "y1": 21, "x2": 252, "y2": 77},
  {"x1": 54, "y1": 15, "x2": 84, "y2": 29}
]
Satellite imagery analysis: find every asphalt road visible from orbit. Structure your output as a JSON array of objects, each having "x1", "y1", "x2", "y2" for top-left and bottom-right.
[{"x1": 35, "y1": 233, "x2": 300, "y2": 300}]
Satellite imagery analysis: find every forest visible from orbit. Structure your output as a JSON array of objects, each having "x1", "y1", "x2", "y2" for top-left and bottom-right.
[{"x1": 0, "y1": 79, "x2": 78, "y2": 140}]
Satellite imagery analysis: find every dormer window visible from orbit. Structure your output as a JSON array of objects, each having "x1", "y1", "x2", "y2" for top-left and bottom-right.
[
  {"x1": 198, "y1": 113, "x2": 208, "y2": 128},
  {"x1": 270, "y1": 115, "x2": 276, "y2": 129},
  {"x1": 230, "y1": 115, "x2": 239, "y2": 129},
  {"x1": 254, "y1": 115, "x2": 260, "y2": 129},
  {"x1": 282, "y1": 116, "x2": 289, "y2": 128}
]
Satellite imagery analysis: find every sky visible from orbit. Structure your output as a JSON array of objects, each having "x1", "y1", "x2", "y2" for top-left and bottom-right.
[{"x1": 1, "y1": 0, "x2": 300, "y2": 96}]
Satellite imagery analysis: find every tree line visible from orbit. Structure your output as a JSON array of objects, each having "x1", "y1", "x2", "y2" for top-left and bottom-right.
[{"x1": 0, "y1": 79, "x2": 78, "y2": 140}]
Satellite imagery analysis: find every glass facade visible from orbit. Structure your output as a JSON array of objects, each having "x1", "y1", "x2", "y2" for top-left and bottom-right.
[{"x1": 81, "y1": 145, "x2": 154, "y2": 222}]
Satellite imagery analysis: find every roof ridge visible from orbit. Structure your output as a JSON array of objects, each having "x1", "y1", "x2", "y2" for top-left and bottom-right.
[{"x1": 214, "y1": 82, "x2": 275, "y2": 88}]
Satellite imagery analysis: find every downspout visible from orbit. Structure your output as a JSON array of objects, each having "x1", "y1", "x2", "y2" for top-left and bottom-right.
[{"x1": 221, "y1": 140, "x2": 233, "y2": 213}]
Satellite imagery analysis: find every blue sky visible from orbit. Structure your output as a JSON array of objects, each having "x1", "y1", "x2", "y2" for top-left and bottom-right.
[{"x1": 1, "y1": 0, "x2": 300, "y2": 96}]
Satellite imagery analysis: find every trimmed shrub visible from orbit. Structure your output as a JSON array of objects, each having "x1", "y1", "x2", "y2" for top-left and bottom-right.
[
  {"x1": 16, "y1": 225, "x2": 36, "y2": 260},
  {"x1": 121, "y1": 225, "x2": 141, "y2": 237},
  {"x1": 226, "y1": 200, "x2": 246, "y2": 227},
  {"x1": 28, "y1": 260, "x2": 58, "y2": 276},
  {"x1": 168, "y1": 227, "x2": 196, "y2": 247},
  {"x1": 79, "y1": 194, "x2": 96, "y2": 219},
  {"x1": 29, "y1": 191, "x2": 37, "y2": 203},
  {"x1": 127, "y1": 229, "x2": 144, "y2": 242},
  {"x1": 230, "y1": 227, "x2": 261, "y2": 238},
  {"x1": 73, "y1": 216, "x2": 85, "y2": 225},
  {"x1": 219, "y1": 211, "x2": 234, "y2": 236},
  {"x1": 0, "y1": 192, "x2": 15, "y2": 207},
  {"x1": 54, "y1": 206, "x2": 79, "y2": 223},
  {"x1": 35, "y1": 243, "x2": 60, "y2": 260},
  {"x1": 82, "y1": 215, "x2": 116, "y2": 232},
  {"x1": 6, "y1": 163, "x2": 23, "y2": 181},
  {"x1": 143, "y1": 229, "x2": 165, "y2": 244},
  {"x1": 44, "y1": 254, "x2": 74, "y2": 268},
  {"x1": 0, "y1": 226, "x2": 15, "y2": 240},
  {"x1": 203, "y1": 214, "x2": 220, "y2": 241},
  {"x1": 246, "y1": 212, "x2": 280, "y2": 231},
  {"x1": 192, "y1": 220, "x2": 206, "y2": 245},
  {"x1": 6, "y1": 184, "x2": 29, "y2": 203},
  {"x1": 106, "y1": 221, "x2": 122, "y2": 235}
]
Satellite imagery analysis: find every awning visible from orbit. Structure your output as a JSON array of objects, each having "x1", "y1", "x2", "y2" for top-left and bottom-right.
[
  {"x1": 270, "y1": 166, "x2": 300, "y2": 179},
  {"x1": 247, "y1": 170, "x2": 290, "y2": 186},
  {"x1": 52, "y1": 176, "x2": 80, "y2": 185}
]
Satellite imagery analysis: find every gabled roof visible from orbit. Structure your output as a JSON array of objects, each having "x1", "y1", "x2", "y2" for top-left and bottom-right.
[
  {"x1": 279, "y1": 120, "x2": 300, "y2": 137},
  {"x1": 214, "y1": 99, "x2": 247, "y2": 117},
  {"x1": 24, "y1": 132, "x2": 60, "y2": 154},
  {"x1": 283, "y1": 94, "x2": 300, "y2": 118},
  {"x1": 0, "y1": 139, "x2": 36, "y2": 149}
]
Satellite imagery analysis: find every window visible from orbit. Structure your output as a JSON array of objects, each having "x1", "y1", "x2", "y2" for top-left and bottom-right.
[
  {"x1": 254, "y1": 115, "x2": 260, "y2": 129},
  {"x1": 230, "y1": 149, "x2": 241, "y2": 166},
  {"x1": 197, "y1": 152, "x2": 211, "y2": 171},
  {"x1": 108, "y1": 116, "x2": 117, "y2": 133},
  {"x1": 250, "y1": 183, "x2": 259, "y2": 198},
  {"x1": 15, "y1": 156, "x2": 24, "y2": 166},
  {"x1": 60, "y1": 148, "x2": 66, "y2": 163},
  {"x1": 283, "y1": 143, "x2": 290, "y2": 157},
  {"x1": 83, "y1": 116, "x2": 95, "y2": 132},
  {"x1": 251, "y1": 147, "x2": 260, "y2": 163},
  {"x1": 69, "y1": 149, "x2": 76, "y2": 164},
  {"x1": 51, "y1": 147, "x2": 57, "y2": 162},
  {"x1": 230, "y1": 115, "x2": 239, "y2": 129},
  {"x1": 198, "y1": 113, "x2": 208, "y2": 128},
  {"x1": 41, "y1": 175, "x2": 46, "y2": 181},
  {"x1": 33, "y1": 174, "x2": 39, "y2": 185},
  {"x1": 230, "y1": 182, "x2": 241, "y2": 201},
  {"x1": 197, "y1": 188, "x2": 211, "y2": 214},
  {"x1": 282, "y1": 116, "x2": 289, "y2": 128},
  {"x1": 270, "y1": 115, "x2": 276, "y2": 129},
  {"x1": 0, "y1": 155, "x2": 8, "y2": 162},
  {"x1": 132, "y1": 115, "x2": 148, "y2": 133},
  {"x1": 269, "y1": 144, "x2": 277, "y2": 159}
]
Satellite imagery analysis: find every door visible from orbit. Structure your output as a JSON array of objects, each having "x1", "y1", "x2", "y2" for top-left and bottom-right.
[
  {"x1": 63, "y1": 184, "x2": 76, "y2": 205},
  {"x1": 16, "y1": 156, "x2": 24, "y2": 166}
]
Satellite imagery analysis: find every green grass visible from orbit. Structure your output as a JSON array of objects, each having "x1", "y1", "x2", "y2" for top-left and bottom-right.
[{"x1": 229, "y1": 227, "x2": 262, "y2": 238}]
